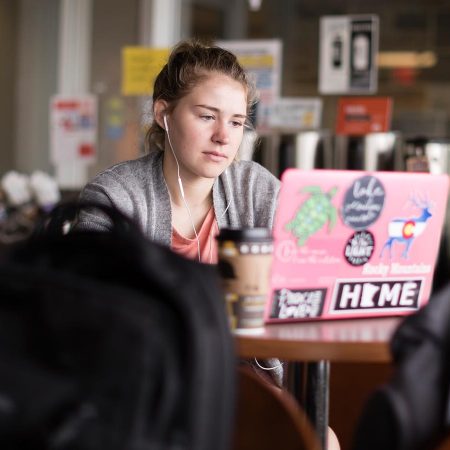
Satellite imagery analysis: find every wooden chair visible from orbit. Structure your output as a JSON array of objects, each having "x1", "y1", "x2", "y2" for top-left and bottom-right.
[
  {"x1": 435, "y1": 432, "x2": 450, "y2": 450},
  {"x1": 232, "y1": 366, "x2": 321, "y2": 450}
]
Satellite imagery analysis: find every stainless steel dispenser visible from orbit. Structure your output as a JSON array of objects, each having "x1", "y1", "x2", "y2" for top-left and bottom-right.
[
  {"x1": 286, "y1": 130, "x2": 334, "y2": 171},
  {"x1": 402, "y1": 137, "x2": 450, "y2": 175},
  {"x1": 334, "y1": 132, "x2": 403, "y2": 171},
  {"x1": 252, "y1": 130, "x2": 333, "y2": 178}
]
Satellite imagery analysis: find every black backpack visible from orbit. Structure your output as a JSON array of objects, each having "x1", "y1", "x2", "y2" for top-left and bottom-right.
[
  {"x1": 351, "y1": 283, "x2": 450, "y2": 450},
  {"x1": 0, "y1": 202, "x2": 236, "y2": 450}
]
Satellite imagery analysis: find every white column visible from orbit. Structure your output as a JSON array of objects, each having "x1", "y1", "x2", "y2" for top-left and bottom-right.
[
  {"x1": 225, "y1": 0, "x2": 248, "y2": 39},
  {"x1": 55, "y1": 0, "x2": 93, "y2": 189},
  {"x1": 14, "y1": 0, "x2": 59, "y2": 175},
  {"x1": 139, "y1": 0, "x2": 182, "y2": 47},
  {"x1": 139, "y1": 0, "x2": 183, "y2": 143}
]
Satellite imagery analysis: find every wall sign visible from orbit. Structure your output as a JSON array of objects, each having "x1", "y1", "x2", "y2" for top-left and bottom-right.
[
  {"x1": 319, "y1": 15, "x2": 379, "y2": 94},
  {"x1": 268, "y1": 97, "x2": 322, "y2": 131},
  {"x1": 335, "y1": 96, "x2": 393, "y2": 135},
  {"x1": 217, "y1": 39, "x2": 282, "y2": 134},
  {"x1": 50, "y1": 95, "x2": 98, "y2": 165},
  {"x1": 122, "y1": 47, "x2": 169, "y2": 96}
]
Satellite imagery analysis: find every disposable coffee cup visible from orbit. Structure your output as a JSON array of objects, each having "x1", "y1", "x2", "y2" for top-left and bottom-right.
[{"x1": 216, "y1": 228, "x2": 273, "y2": 334}]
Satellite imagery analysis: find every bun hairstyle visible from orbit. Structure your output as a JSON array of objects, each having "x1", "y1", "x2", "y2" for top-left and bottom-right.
[{"x1": 146, "y1": 39, "x2": 258, "y2": 152}]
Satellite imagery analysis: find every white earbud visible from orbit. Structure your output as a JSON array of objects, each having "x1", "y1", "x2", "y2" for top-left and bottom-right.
[
  {"x1": 177, "y1": 177, "x2": 185, "y2": 198},
  {"x1": 163, "y1": 114, "x2": 169, "y2": 132}
]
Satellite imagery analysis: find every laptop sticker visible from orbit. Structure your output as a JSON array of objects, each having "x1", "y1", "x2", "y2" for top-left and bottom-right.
[
  {"x1": 343, "y1": 230, "x2": 375, "y2": 266},
  {"x1": 341, "y1": 175, "x2": 385, "y2": 229},
  {"x1": 285, "y1": 186, "x2": 338, "y2": 246},
  {"x1": 330, "y1": 277, "x2": 424, "y2": 313},
  {"x1": 380, "y1": 194, "x2": 433, "y2": 259},
  {"x1": 270, "y1": 288, "x2": 326, "y2": 320}
]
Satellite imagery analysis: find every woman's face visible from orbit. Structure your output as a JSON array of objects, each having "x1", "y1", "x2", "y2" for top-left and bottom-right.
[{"x1": 162, "y1": 72, "x2": 248, "y2": 182}]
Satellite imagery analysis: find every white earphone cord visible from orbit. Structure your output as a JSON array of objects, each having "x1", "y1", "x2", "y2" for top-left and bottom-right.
[
  {"x1": 254, "y1": 358, "x2": 284, "y2": 371},
  {"x1": 164, "y1": 115, "x2": 233, "y2": 264},
  {"x1": 164, "y1": 116, "x2": 201, "y2": 262}
]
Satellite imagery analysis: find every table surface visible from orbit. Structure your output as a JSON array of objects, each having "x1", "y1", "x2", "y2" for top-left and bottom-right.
[{"x1": 235, "y1": 316, "x2": 404, "y2": 363}]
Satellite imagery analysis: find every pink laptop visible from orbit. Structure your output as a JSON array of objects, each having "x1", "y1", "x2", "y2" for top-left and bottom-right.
[{"x1": 265, "y1": 169, "x2": 449, "y2": 323}]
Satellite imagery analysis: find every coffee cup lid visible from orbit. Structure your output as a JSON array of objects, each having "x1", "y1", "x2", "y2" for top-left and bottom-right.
[{"x1": 216, "y1": 227, "x2": 272, "y2": 242}]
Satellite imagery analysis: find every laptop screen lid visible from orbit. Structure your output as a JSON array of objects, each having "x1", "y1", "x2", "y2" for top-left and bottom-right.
[{"x1": 265, "y1": 169, "x2": 449, "y2": 323}]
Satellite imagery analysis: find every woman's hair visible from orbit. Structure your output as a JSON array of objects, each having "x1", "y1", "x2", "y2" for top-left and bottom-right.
[{"x1": 146, "y1": 39, "x2": 258, "y2": 151}]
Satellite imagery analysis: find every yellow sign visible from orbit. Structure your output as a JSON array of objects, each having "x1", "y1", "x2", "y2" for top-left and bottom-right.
[
  {"x1": 237, "y1": 54, "x2": 274, "y2": 68},
  {"x1": 122, "y1": 47, "x2": 169, "y2": 96}
]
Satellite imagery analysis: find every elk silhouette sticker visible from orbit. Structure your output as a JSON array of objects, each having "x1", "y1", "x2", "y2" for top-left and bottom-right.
[{"x1": 380, "y1": 194, "x2": 433, "y2": 259}]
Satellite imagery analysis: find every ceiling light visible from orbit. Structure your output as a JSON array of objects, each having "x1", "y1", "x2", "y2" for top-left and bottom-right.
[{"x1": 248, "y1": 0, "x2": 262, "y2": 11}]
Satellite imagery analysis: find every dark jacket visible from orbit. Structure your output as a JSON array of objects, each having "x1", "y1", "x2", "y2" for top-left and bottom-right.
[{"x1": 352, "y1": 283, "x2": 450, "y2": 450}]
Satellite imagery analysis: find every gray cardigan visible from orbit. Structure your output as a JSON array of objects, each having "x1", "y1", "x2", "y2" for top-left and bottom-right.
[
  {"x1": 77, "y1": 150, "x2": 283, "y2": 386},
  {"x1": 77, "y1": 150, "x2": 280, "y2": 244}
]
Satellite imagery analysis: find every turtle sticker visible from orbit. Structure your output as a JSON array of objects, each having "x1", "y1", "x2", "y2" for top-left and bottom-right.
[{"x1": 285, "y1": 186, "x2": 339, "y2": 246}]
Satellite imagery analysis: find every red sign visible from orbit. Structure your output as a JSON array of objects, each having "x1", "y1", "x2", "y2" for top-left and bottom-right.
[{"x1": 335, "y1": 97, "x2": 393, "y2": 135}]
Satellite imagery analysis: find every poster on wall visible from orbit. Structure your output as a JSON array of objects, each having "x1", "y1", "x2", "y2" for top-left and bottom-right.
[
  {"x1": 50, "y1": 95, "x2": 98, "y2": 165},
  {"x1": 121, "y1": 46, "x2": 169, "y2": 96},
  {"x1": 269, "y1": 97, "x2": 323, "y2": 131},
  {"x1": 319, "y1": 15, "x2": 379, "y2": 94},
  {"x1": 216, "y1": 39, "x2": 282, "y2": 134}
]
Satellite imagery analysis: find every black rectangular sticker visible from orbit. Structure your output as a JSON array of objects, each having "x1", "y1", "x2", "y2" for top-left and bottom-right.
[
  {"x1": 270, "y1": 288, "x2": 326, "y2": 319},
  {"x1": 331, "y1": 278, "x2": 423, "y2": 313}
]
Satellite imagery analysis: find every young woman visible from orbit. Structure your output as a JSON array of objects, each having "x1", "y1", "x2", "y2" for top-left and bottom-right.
[
  {"x1": 77, "y1": 38, "x2": 282, "y2": 379},
  {"x1": 77, "y1": 39, "x2": 340, "y2": 450},
  {"x1": 77, "y1": 39, "x2": 279, "y2": 265}
]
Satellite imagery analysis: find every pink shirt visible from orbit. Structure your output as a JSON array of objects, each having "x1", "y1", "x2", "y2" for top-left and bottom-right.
[{"x1": 171, "y1": 207, "x2": 218, "y2": 264}]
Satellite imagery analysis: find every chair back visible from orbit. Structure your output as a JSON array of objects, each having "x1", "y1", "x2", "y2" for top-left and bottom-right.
[
  {"x1": 232, "y1": 366, "x2": 321, "y2": 450},
  {"x1": 435, "y1": 432, "x2": 450, "y2": 450}
]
